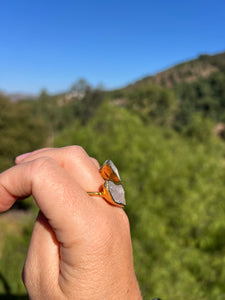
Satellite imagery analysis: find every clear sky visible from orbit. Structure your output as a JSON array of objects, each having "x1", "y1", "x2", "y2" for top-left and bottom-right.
[{"x1": 0, "y1": 0, "x2": 225, "y2": 94}]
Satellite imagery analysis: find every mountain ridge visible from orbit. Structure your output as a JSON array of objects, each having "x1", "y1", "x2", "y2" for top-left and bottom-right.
[
  {"x1": 2, "y1": 50, "x2": 225, "y2": 101},
  {"x1": 124, "y1": 51, "x2": 225, "y2": 91}
]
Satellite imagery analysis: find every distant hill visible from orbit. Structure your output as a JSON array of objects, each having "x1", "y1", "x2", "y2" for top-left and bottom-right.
[
  {"x1": 104, "y1": 50, "x2": 225, "y2": 132},
  {"x1": 1, "y1": 92, "x2": 37, "y2": 102},
  {"x1": 125, "y1": 51, "x2": 225, "y2": 90}
]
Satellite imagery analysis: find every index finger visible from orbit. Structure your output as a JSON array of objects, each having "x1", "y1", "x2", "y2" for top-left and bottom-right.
[{"x1": 0, "y1": 157, "x2": 92, "y2": 244}]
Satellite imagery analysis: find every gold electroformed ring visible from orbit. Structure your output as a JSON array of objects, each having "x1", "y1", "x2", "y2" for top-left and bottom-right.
[{"x1": 88, "y1": 160, "x2": 126, "y2": 208}]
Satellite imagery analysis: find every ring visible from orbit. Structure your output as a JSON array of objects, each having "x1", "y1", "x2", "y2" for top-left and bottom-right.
[{"x1": 88, "y1": 159, "x2": 126, "y2": 207}]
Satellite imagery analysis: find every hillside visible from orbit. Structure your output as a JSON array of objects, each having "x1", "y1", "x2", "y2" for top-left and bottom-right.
[
  {"x1": 124, "y1": 51, "x2": 225, "y2": 90},
  {"x1": 105, "y1": 51, "x2": 225, "y2": 132},
  {"x1": 1, "y1": 50, "x2": 225, "y2": 299}
]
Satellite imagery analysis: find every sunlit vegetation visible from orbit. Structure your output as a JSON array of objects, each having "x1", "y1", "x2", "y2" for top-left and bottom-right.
[
  {"x1": 0, "y1": 51, "x2": 225, "y2": 299},
  {"x1": 0, "y1": 94, "x2": 48, "y2": 172},
  {"x1": 55, "y1": 103, "x2": 225, "y2": 300}
]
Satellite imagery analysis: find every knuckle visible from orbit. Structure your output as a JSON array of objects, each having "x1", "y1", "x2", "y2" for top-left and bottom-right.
[
  {"x1": 32, "y1": 156, "x2": 56, "y2": 171},
  {"x1": 90, "y1": 157, "x2": 100, "y2": 168},
  {"x1": 63, "y1": 145, "x2": 87, "y2": 159},
  {"x1": 31, "y1": 156, "x2": 57, "y2": 178}
]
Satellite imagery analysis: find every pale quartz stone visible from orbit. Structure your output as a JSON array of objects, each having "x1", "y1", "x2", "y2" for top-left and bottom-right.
[
  {"x1": 105, "y1": 159, "x2": 121, "y2": 181},
  {"x1": 105, "y1": 180, "x2": 126, "y2": 206}
]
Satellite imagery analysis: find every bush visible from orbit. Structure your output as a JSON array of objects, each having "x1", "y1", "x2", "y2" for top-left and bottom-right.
[{"x1": 55, "y1": 102, "x2": 225, "y2": 299}]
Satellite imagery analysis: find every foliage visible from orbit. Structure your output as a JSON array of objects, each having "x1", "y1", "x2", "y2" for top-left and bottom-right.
[
  {"x1": 0, "y1": 94, "x2": 47, "y2": 172},
  {"x1": 0, "y1": 212, "x2": 34, "y2": 298},
  {"x1": 175, "y1": 71, "x2": 225, "y2": 127},
  {"x1": 73, "y1": 87, "x2": 104, "y2": 124},
  {"x1": 70, "y1": 78, "x2": 91, "y2": 93},
  {"x1": 29, "y1": 91, "x2": 75, "y2": 133},
  {"x1": 127, "y1": 85, "x2": 177, "y2": 127},
  {"x1": 1, "y1": 52, "x2": 225, "y2": 298},
  {"x1": 28, "y1": 80, "x2": 104, "y2": 136},
  {"x1": 55, "y1": 102, "x2": 225, "y2": 299},
  {"x1": 181, "y1": 114, "x2": 215, "y2": 142}
]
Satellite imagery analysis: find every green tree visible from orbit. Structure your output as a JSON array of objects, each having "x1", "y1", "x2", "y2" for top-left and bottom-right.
[
  {"x1": 55, "y1": 102, "x2": 225, "y2": 299},
  {"x1": 70, "y1": 78, "x2": 91, "y2": 93},
  {"x1": 175, "y1": 71, "x2": 225, "y2": 125},
  {"x1": 127, "y1": 84, "x2": 177, "y2": 126},
  {"x1": 0, "y1": 95, "x2": 47, "y2": 172}
]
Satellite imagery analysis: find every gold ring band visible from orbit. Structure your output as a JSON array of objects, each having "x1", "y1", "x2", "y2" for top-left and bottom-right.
[{"x1": 88, "y1": 160, "x2": 126, "y2": 208}]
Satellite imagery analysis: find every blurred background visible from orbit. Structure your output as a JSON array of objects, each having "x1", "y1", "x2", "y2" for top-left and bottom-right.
[{"x1": 0, "y1": 0, "x2": 225, "y2": 299}]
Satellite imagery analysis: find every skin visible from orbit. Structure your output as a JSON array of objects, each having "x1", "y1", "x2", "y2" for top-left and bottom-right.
[{"x1": 0, "y1": 146, "x2": 142, "y2": 300}]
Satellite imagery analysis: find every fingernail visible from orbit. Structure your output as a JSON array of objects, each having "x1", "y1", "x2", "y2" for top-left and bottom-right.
[{"x1": 15, "y1": 152, "x2": 31, "y2": 163}]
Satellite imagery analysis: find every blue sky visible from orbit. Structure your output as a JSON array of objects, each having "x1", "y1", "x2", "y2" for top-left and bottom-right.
[{"x1": 0, "y1": 0, "x2": 225, "y2": 94}]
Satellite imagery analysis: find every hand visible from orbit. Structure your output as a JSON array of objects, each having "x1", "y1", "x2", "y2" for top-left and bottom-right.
[{"x1": 0, "y1": 146, "x2": 142, "y2": 300}]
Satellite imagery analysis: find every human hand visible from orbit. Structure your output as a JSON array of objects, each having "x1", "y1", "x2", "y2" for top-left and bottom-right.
[{"x1": 0, "y1": 146, "x2": 142, "y2": 300}]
